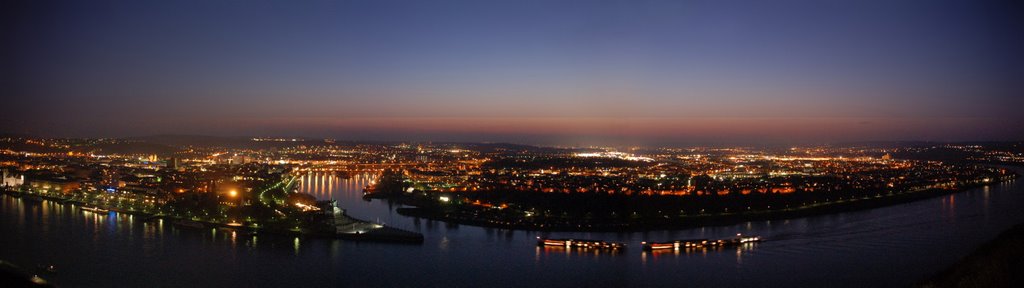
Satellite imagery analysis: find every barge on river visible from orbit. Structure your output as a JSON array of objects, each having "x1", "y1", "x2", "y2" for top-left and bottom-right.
[
  {"x1": 80, "y1": 205, "x2": 110, "y2": 213},
  {"x1": 642, "y1": 234, "x2": 761, "y2": 251},
  {"x1": 537, "y1": 237, "x2": 626, "y2": 250}
]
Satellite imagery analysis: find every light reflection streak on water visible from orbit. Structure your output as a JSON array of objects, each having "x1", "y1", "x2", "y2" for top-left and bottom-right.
[
  {"x1": 297, "y1": 172, "x2": 378, "y2": 210},
  {"x1": 330, "y1": 240, "x2": 340, "y2": 258}
]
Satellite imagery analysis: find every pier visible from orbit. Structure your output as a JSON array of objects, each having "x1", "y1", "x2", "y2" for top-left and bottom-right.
[{"x1": 321, "y1": 200, "x2": 424, "y2": 243}]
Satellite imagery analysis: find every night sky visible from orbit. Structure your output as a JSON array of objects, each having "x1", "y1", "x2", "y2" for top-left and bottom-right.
[{"x1": 3, "y1": 0, "x2": 1022, "y2": 145}]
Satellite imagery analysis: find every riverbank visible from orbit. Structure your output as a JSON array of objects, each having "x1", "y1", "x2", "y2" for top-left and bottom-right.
[
  {"x1": 916, "y1": 223, "x2": 1024, "y2": 288},
  {"x1": 396, "y1": 174, "x2": 1019, "y2": 232},
  {"x1": 0, "y1": 189, "x2": 422, "y2": 244},
  {"x1": 0, "y1": 261, "x2": 54, "y2": 288}
]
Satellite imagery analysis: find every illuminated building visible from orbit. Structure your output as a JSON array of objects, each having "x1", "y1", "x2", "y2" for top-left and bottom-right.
[
  {"x1": 2, "y1": 169, "x2": 24, "y2": 188},
  {"x1": 27, "y1": 177, "x2": 81, "y2": 194}
]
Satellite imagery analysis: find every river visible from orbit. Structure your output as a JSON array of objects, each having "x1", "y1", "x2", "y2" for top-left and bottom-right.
[{"x1": 1, "y1": 171, "x2": 1021, "y2": 287}]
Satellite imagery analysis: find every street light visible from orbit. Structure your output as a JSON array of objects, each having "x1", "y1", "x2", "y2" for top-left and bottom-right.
[{"x1": 229, "y1": 190, "x2": 238, "y2": 197}]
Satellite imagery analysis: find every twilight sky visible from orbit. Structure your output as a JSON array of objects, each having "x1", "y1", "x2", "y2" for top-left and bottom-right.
[{"x1": 3, "y1": 0, "x2": 1023, "y2": 145}]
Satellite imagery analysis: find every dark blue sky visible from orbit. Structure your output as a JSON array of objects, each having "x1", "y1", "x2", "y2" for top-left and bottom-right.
[{"x1": 3, "y1": 0, "x2": 1022, "y2": 144}]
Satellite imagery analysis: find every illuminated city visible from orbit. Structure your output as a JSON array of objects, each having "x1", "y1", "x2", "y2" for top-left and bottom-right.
[
  {"x1": 6, "y1": 137, "x2": 1018, "y2": 231},
  {"x1": 3, "y1": 0, "x2": 1024, "y2": 287}
]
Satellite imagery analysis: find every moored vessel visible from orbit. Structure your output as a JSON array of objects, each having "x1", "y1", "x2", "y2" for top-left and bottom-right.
[
  {"x1": 537, "y1": 237, "x2": 625, "y2": 250},
  {"x1": 642, "y1": 234, "x2": 761, "y2": 251},
  {"x1": 80, "y1": 205, "x2": 110, "y2": 213},
  {"x1": 173, "y1": 220, "x2": 205, "y2": 229}
]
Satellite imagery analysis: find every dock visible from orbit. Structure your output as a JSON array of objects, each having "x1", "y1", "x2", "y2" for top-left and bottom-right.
[{"x1": 323, "y1": 201, "x2": 424, "y2": 243}]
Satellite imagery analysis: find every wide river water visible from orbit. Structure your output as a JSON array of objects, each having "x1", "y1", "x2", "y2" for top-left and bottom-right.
[{"x1": 2, "y1": 171, "x2": 1022, "y2": 287}]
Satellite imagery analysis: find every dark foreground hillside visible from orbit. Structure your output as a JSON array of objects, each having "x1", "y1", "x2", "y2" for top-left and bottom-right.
[{"x1": 917, "y1": 223, "x2": 1024, "y2": 288}]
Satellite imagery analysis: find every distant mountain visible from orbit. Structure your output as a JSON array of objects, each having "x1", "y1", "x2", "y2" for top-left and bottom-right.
[
  {"x1": 0, "y1": 132, "x2": 31, "y2": 139},
  {"x1": 132, "y1": 134, "x2": 325, "y2": 149},
  {"x1": 456, "y1": 142, "x2": 574, "y2": 154},
  {"x1": 833, "y1": 141, "x2": 940, "y2": 148},
  {"x1": 0, "y1": 140, "x2": 64, "y2": 154},
  {"x1": 132, "y1": 134, "x2": 249, "y2": 147},
  {"x1": 74, "y1": 142, "x2": 179, "y2": 156}
]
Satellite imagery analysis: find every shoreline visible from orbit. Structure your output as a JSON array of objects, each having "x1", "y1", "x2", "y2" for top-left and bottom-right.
[
  {"x1": 394, "y1": 174, "x2": 1019, "y2": 233},
  {"x1": 5, "y1": 165, "x2": 1018, "y2": 236},
  {"x1": 0, "y1": 188, "x2": 423, "y2": 243}
]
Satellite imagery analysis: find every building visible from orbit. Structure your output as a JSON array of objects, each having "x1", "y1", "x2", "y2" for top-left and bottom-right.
[
  {"x1": 27, "y1": 177, "x2": 81, "y2": 194},
  {"x1": 167, "y1": 157, "x2": 180, "y2": 170},
  {"x1": 2, "y1": 169, "x2": 24, "y2": 188}
]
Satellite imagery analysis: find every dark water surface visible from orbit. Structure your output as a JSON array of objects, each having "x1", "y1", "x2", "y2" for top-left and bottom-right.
[{"x1": 2, "y1": 172, "x2": 1022, "y2": 287}]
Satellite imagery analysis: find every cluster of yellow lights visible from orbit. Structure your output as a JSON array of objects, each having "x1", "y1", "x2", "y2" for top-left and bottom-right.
[{"x1": 574, "y1": 151, "x2": 654, "y2": 162}]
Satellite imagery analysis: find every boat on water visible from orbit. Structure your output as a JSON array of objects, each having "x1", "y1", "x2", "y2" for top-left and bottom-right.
[
  {"x1": 173, "y1": 220, "x2": 205, "y2": 229},
  {"x1": 537, "y1": 237, "x2": 626, "y2": 250},
  {"x1": 36, "y1": 264, "x2": 57, "y2": 273},
  {"x1": 217, "y1": 226, "x2": 252, "y2": 235},
  {"x1": 80, "y1": 205, "x2": 110, "y2": 213},
  {"x1": 362, "y1": 185, "x2": 377, "y2": 195},
  {"x1": 642, "y1": 234, "x2": 761, "y2": 251}
]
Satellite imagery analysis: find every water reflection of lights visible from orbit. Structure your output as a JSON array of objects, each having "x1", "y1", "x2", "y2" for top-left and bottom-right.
[
  {"x1": 438, "y1": 236, "x2": 449, "y2": 251},
  {"x1": 736, "y1": 246, "x2": 744, "y2": 264},
  {"x1": 298, "y1": 172, "x2": 379, "y2": 200}
]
